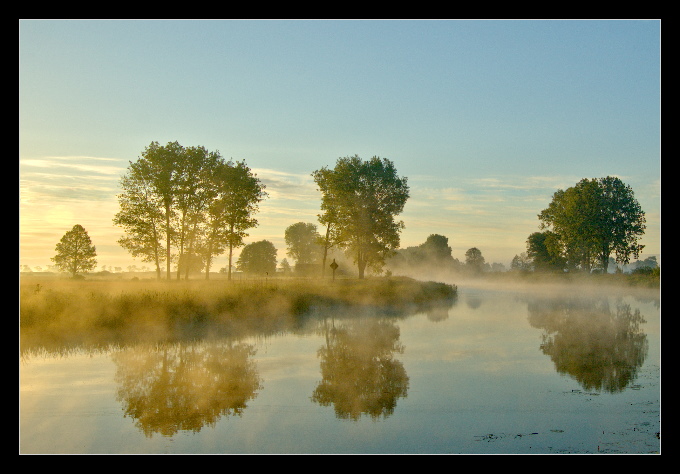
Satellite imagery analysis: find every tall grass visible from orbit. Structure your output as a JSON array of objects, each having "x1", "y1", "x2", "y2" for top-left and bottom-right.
[{"x1": 19, "y1": 276, "x2": 457, "y2": 352}]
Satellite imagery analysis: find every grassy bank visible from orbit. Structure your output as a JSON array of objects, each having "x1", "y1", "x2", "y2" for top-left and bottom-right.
[{"x1": 19, "y1": 276, "x2": 457, "y2": 352}]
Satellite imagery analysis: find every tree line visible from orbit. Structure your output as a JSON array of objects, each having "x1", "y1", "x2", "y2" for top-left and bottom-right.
[
  {"x1": 46, "y1": 141, "x2": 651, "y2": 280},
  {"x1": 111, "y1": 143, "x2": 409, "y2": 280}
]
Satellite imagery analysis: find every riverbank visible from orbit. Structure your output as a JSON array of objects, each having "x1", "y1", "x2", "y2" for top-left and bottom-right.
[{"x1": 19, "y1": 276, "x2": 457, "y2": 352}]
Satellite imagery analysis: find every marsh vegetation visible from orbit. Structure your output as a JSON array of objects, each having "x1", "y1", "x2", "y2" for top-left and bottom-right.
[{"x1": 19, "y1": 275, "x2": 456, "y2": 354}]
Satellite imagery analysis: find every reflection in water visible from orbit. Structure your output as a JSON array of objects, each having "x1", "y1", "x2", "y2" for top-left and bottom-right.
[
  {"x1": 112, "y1": 341, "x2": 261, "y2": 437},
  {"x1": 311, "y1": 317, "x2": 409, "y2": 421},
  {"x1": 425, "y1": 301, "x2": 453, "y2": 322},
  {"x1": 527, "y1": 296, "x2": 648, "y2": 393}
]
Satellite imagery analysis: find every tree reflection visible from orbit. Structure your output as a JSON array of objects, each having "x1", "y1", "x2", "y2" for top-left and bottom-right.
[
  {"x1": 527, "y1": 297, "x2": 648, "y2": 393},
  {"x1": 425, "y1": 301, "x2": 453, "y2": 322},
  {"x1": 112, "y1": 341, "x2": 261, "y2": 437},
  {"x1": 311, "y1": 317, "x2": 409, "y2": 421}
]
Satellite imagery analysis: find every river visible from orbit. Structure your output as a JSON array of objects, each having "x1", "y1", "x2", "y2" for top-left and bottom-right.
[{"x1": 19, "y1": 281, "x2": 661, "y2": 454}]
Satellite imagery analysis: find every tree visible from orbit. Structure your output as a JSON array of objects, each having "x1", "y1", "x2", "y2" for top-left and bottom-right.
[
  {"x1": 526, "y1": 231, "x2": 565, "y2": 272},
  {"x1": 284, "y1": 222, "x2": 323, "y2": 265},
  {"x1": 236, "y1": 240, "x2": 278, "y2": 276},
  {"x1": 113, "y1": 168, "x2": 166, "y2": 280},
  {"x1": 201, "y1": 160, "x2": 267, "y2": 280},
  {"x1": 538, "y1": 176, "x2": 646, "y2": 273},
  {"x1": 115, "y1": 142, "x2": 266, "y2": 280},
  {"x1": 511, "y1": 252, "x2": 532, "y2": 272},
  {"x1": 311, "y1": 167, "x2": 343, "y2": 277},
  {"x1": 124, "y1": 141, "x2": 185, "y2": 280},
  {"x1": 312, "y1": 155, "x2": 410, "y2": 279},
  {"x1": 51, "y1": 224, "x2": 97, "y2": 277},
  {"x1": 420, "y1": 234, "x2": 455, "y2": 263},
  {"x1": 464, "y1": 247, "x2": 485, "y2": 273}
]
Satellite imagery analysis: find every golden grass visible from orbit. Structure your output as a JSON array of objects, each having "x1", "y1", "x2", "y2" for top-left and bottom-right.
[{"x1": 19, "y1": 275, "x2": 457, "y2": 352}]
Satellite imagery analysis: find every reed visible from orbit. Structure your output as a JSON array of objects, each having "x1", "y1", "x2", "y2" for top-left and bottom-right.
[{"x1": 19, "y1": 275, "x2": 457, "y2": 351}]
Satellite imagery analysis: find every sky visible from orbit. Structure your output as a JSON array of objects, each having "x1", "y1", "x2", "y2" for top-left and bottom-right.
[{"x1": 19, "y1": 19, "x2": 661, "y2": 272}]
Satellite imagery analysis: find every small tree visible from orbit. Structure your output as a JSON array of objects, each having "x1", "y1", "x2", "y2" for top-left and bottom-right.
[
  {"x1": 236, "y1": 240, "x2": 277, "y2": 276},
  {"x1": 51, "y1": 224, "x2": 97, "y2": 277},
  {"x1": 464, "y1": 247, "x2": 485, "y2": 274},
  {"x1": 284, "y1": 222, "x2": 323, "y2": 265}
]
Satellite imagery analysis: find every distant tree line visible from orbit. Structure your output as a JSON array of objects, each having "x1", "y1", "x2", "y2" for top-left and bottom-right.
[
  {"x1": 112, "y1": 145, "x2": 410, "y2": 280},
  {"x1": 45, "y1": 145, "x2": 654, "y2": 281}
]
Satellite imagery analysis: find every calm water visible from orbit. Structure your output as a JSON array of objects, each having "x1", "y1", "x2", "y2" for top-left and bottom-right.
[{"x1": 19, "y1": 282, "x2": 661, "y2": 454}]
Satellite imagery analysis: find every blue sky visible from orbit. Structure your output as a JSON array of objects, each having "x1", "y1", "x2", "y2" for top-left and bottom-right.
[{"x1": 19, "y1": 19, "x2": 661, "y2": 271}]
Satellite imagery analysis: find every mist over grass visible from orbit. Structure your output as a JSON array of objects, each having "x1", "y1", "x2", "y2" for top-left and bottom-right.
[{"x1": 19, "y1": 275, "x2": 457, "y2": 354}]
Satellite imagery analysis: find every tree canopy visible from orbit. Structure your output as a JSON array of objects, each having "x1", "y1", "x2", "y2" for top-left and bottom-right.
[
  {"x1": 538, "y1": 176, "x2": 646, "y2": 273},
  {"x1": 51, "y1": 224, "x2": 97, "y2": 277},
  {"x1": 114, "y1": 141, "x2": 266, "y2": 280},
  {"x1": 284, "y1": 222, "x2": 323, "y2": 265},
  {"x1": 236, "y1": 240, "x2": 278, "y2": 276},
  {"x1": 312, "y1": 155, "x2": 410, "y2": 279}
]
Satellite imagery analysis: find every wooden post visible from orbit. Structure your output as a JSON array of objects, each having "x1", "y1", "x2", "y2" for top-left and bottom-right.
[{"x1": 330, "y1": 259, "x2": 339, "y2": 282}]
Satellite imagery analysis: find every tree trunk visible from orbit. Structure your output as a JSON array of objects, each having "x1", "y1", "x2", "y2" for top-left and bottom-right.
[
  {"x1": 165, "y1": 204, "x2": 172, "y2": 280},
  {"x1": 228, "y1": 242, "x2": 233, "y2": 281},
  {"x1": 321, "y1": 225, "x2": 331, "y2": 278}
]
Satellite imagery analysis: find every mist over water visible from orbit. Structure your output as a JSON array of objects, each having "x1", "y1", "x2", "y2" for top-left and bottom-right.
[{"x1": 19, "y1": 275, "x2": 660, "y2": 454}]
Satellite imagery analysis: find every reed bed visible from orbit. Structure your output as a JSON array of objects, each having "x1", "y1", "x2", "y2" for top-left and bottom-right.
[{"x1": 19, "y1": 276, "x2": 457, "y2": 352}]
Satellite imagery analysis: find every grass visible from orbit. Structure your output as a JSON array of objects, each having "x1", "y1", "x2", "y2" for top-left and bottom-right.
[{"x1": 19, "y1": 275, "x2": 457, "y2": 353}]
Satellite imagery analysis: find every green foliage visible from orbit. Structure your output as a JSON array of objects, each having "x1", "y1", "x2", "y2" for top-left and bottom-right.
[
  {"x1": 538, "y1": 176, "x2": 646, "y2": 273},
  {"x1": 236, "y1": 240, "x2": 278, "y2": 276},
  {"x1": 464, "y1": 247, "x2": 485, "y2": 273},
  {"x1": 312, "y1": 155, "x2": 410, "y2": 278},
  {"x1": 284, "y1": 222, "x2": 323, "y2": 265},
  {"x1": 114, "y1": 141, "x2": 267, "y2": 280},
  {"x1": 526, "y1": 231, "x2": 566, "y2": 272},
  {"x1": 51, "y1": 224, "x2": 97, "y2": 277}
]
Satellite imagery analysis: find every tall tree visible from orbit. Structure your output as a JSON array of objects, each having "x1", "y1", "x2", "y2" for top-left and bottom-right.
[
  {"x1": 284, "y1": 222, "x2": 323, "y2": 265},
  {"x1": 173, "y1": 146, "x2": 224, "y2": 279},
  {"x1": 538, "y1": 176, "x2": 646, "y2": 273},
  {"x1": 51, "y1": 224, "x2": 97, "y2": 277},
  {"x1": 311, "y1": 167, "x2": 343, "y2": 277},
  {"x1": 115, "y1": 142, "x2": 266, "y2": 280},
  {"x1": 312, "y1": 155, "x2": 410, "y2": 279},
  {"x1": 132, "y1": 141, "x2": 185, "y2": 280},
  {"x1": 201, "y1": 160, "x2": 267, "y2": 280},
  {"x1": 113, "y1": 166, "x2": 166, "y2": 279}
]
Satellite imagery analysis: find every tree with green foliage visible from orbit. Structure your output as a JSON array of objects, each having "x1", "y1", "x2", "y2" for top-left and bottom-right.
[
  {"x1": 538, "y1": 176, "x2": 646, "y2": 273},
  {"x1": 526, "y1": 231, "x2": 565, "y2": 272},
  {"x1": 311, "y1": 167, "x2": 343, "y2": 277},
  {"x1": 464, "y1": 247, "x2": 485, "y2": 273},
  {"x1": 420, "y1": 234, "x2": 455, "y2": 263},
  {"x1": 200, "y1": 160, "x2": 267, "y2": 280},
  {"x1": 312, "y1": 155, "x2": 410, "y2": 279},
  {"x1": 51, "y1": 224, "x2": 97, "y2": 277},
  {"x1": 113, "y1": 167, "x2": 166, "y2": 279},
  {"x1": 284, "y1": 222, "x2": 323, "y2": 265},
  {"x1": 115, "y1": 141, "x2": 266, "y2": 280},
  {"x1": 236, "y1": 240, "x2": 278, "y2": 276}
]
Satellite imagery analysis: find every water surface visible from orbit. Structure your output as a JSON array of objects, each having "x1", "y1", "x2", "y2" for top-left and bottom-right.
[{"x1": 19, "y1": 283, "x2": 660, "y2": 454}]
